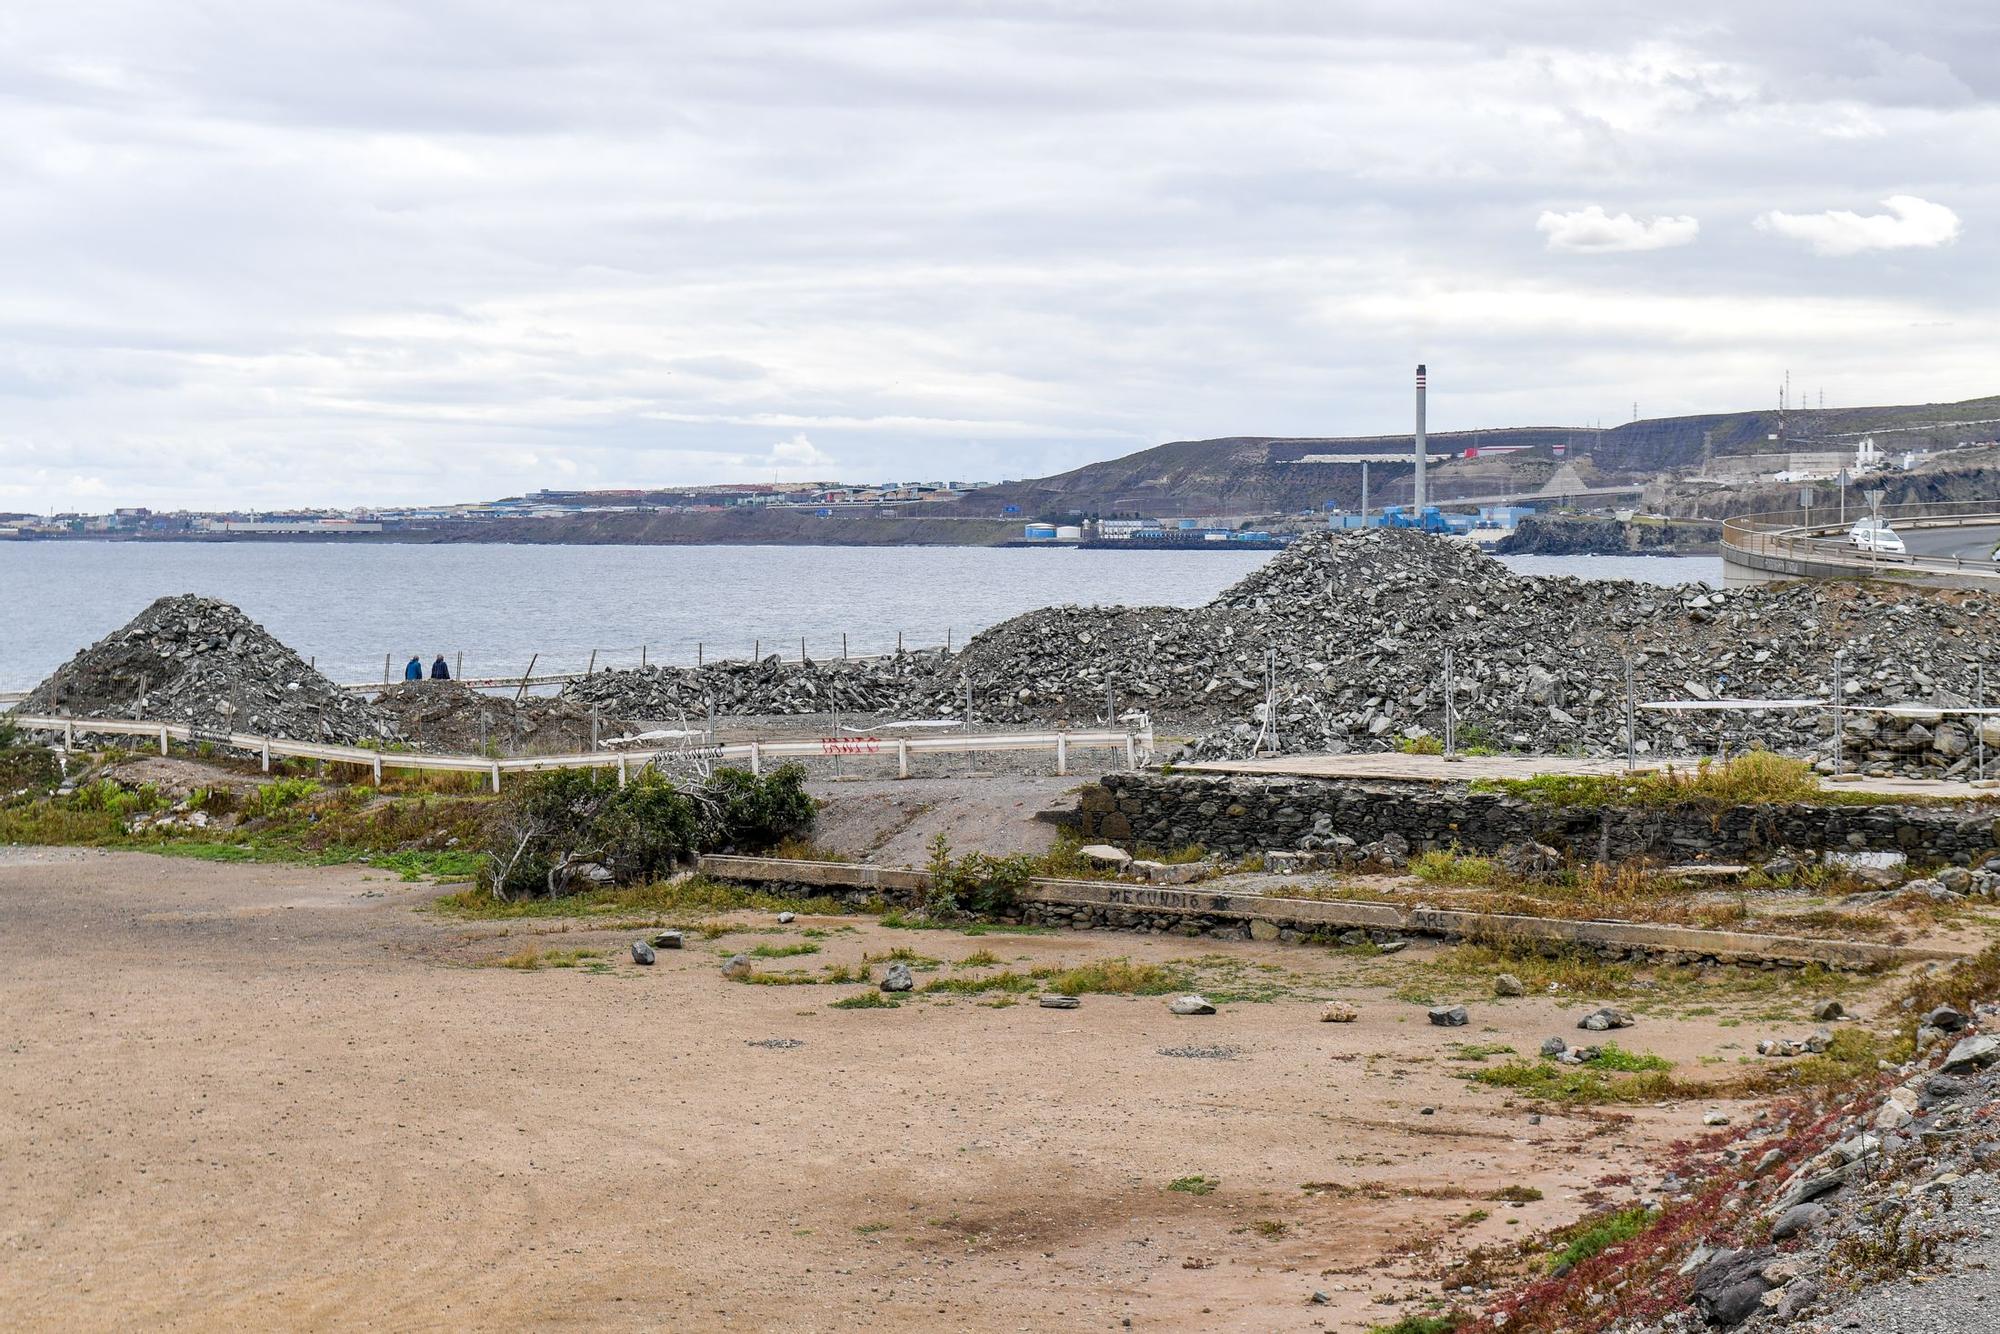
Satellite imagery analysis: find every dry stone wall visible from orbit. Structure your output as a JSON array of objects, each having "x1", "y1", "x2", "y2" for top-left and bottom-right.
[{"x1": 1075, "y1": 771, "x2": 2000, "y2": 867}]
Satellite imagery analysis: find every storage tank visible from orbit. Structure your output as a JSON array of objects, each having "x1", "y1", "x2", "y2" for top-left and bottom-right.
[
  {"x1": 1023, "y1": 523, "x2": 1058, "y2": 540},
  {"x1": 1055, "y1": 525, "x2": 1084, "y2": 541}
]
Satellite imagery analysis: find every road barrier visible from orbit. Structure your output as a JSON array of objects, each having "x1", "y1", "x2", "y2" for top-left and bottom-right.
[
  {"x1": 1722, "y1": 500, "x2": 2000, "y2": 585},
  {"x1": 8, "y1": 715, "x2": 1153, "y2": 790}
]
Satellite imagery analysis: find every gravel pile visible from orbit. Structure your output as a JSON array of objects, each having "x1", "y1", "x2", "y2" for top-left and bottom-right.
[
  {"x1": 921, "y1": 531, "x2": 2000, "y2": 777},
  {"x1": 17, "y1": 595, "x2": 392, "y2": 745},
  {"x1": 372, "y1": 681, "x2": 611, "y2": 755},
  {"x1": 561, "y1": 648, "x2": 949, "y2": 720}
]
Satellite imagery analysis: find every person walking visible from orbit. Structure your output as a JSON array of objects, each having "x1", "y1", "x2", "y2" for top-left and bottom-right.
[
  {"x1": 403, "y1": 655, "x2": 423, "y2": 682},
  {"x1": 430, "y1": 653, "x2": 451, "y2": 681}
]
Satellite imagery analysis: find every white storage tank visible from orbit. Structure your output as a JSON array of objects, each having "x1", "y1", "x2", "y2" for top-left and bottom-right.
[{"x1": 1055, "y1": 525, "x2": 1084, "y2": 541}]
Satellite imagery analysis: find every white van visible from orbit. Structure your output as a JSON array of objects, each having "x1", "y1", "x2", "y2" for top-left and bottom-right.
[{"x1": 1848, "y1": 518, "x2": 1907, "y2": 555}]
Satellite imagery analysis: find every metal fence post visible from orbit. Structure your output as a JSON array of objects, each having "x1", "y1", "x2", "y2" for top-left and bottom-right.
[
  {"x1": 1624, "y1": 656, "x2": 1637, "y2": 772},
  {"x1": 1442, "y1": 646, "x2": 1456, "y2": 757},
  {"x1": 1979, "y1": 664, "x2": 1988, "y2": 781},
  {"x1": 749, "y1": 741, "x2": 762, "y2": 776},
  {"x1": 1056, "y1": 732, "x2": 1068, "y2": 776},
  {"x1": 897, "y1": 737, "x2": 910, "y2": 778},
  {"x1": 159, "y1": 725, "x2": 168, "y2": 755},
  {"x1": 1832, "y1": 656, "x2": 1845, "y2": 774},
  {"x1": 490, "y1": 762, "x2": 501, "y2": 793}
]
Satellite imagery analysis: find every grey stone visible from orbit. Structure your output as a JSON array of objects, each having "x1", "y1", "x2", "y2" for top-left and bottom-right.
[
  {"x1": 1428, "y1": 1005, "x2": 1470, "y2": 1027},
  {"x1": 1578, "y1": 1007, "x2": 1635, "y2": 1032},
  {"x1": 1077, "y1": 844, "x2": 1131, "y2": 868},
  {"x1": 777, "y1": 911, "x2": 796, "y2": 924},
  {"x1": 1168, "y1": 994, "x2": 1217, "y2": 1016},
  {"x1": 881, "y1": 961, "x2": 915, "y2": 992},
  {"x1": 1941, "y1": 1034, "x2": 2000, "y2": 1071},
  {"x1": 1691, "y1": 1247, "x2": 1774, "y2": 1327},
  {"x1": 630, "y1": 940, "x2": 656, "y2": 966},
  {"x1": 1927, "y1": 1005, "x2": 1969, "y2": 1033},
  {"x1": 1495, "y1": 973, "x2": 1526, "y2": 997},
  {"x1": 1769, "y1": 1202, "x2": 1828, "y2": 1241},
  {"x1": 651, "y1": 929, "x2": 684, "y2": 949},
  {"x1": 1540, "y1": 1036, "x2": 1568, "y2": 1057},
  {"x1": 721, "y1": 953, "x2": 752, "y2": 979},
  {"x1": 1811, "y1": 998, "x2": 1845, "y2": 1021},
  {"x1": 1039, "y1": 994, "x2": 1080, "y2": 1009}
]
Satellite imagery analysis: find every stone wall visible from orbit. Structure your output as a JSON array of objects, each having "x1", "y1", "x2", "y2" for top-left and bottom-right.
[{"x1": 1075, "y1": 771, "x2": 2000, "y2": 866}]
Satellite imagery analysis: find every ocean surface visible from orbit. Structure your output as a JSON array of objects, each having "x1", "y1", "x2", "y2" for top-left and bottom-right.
[{"x1": 0, "y1": 543, "x2": 1721, "y2": 689}]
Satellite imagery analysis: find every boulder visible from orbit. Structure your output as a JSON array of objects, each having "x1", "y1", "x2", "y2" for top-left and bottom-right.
[
  {"x1": 1540, "y1": 1037, "x2": 1568, "y2": 1057},
  {"x1": 1690, "y1": 1247, "x2": 1774, "y2": 1328},
  {"x1": 1039, "y1": 994, "x2": 1080, "y2": 1009},
  {"x1": 630, "y1": 940, "x2": 656, "y2": 966},
  {"x1": 881, "y1": 962, "x2": 915, "y2": 993},
  {"x1": 1494, "y1": 973, "x2": 1527, "y2": 997},
  {"x1": 1578, "y1": 1007, "x2": 1635, "y2": 1032},
  {"x1": 1320, "y1": 1001, "x2": 1358, "y2": 1023},
  {"x1": 1077, "y1": 844, "x2": 1132, "y2": 869},
  {"x1": 1168, "y1": 994, "x2": 1217, "y2": 1016},
  {"x1": 721, "y1": 953, "x2": 753, "y2": 979},
  {"x1": 1941, "y1": 1034, "x2": 2000, "y2": 1072},
  {"x1": 1428, "y1": 1005, "x2": 1470, "y2": 1027},
  {"x1": 651, "y1": 929, "x2": 685, "y2": 949}
]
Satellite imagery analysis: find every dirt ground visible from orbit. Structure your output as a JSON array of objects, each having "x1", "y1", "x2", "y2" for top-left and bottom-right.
[
  {"x1": 808, "y1": 775, "x2": 1077, "y2": 864},
  {"x1": 0, "y1": 844, "x2": 1875, "y2": 1332}
]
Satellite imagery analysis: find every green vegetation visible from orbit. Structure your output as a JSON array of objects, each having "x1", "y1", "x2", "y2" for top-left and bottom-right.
[
  {"x1": 1474, "y1": 750, "x2": 1958, "y2": 810},
  {"x1": 434, "y1": 873, "x2": 852, "y2": 921},
  {"x1": 1396, "y1": 735, "x2": 1444, "y2": 756},
  {"x1": 242, "y1": 776, "x2": 321, "y2": 819},
  {"x1": 917, "y1": 834, "x2": 1035, "y2": 921},
  {"x1": 481, "y1": 764, "x2": 813, "y2": 900},
  {"x1": 1469, "y1": 1046, "x2": 1681, "y2": 1104},
  {"x1": 830, "y1": 992, "x2": 900, "y2": 1009},
  {"x1": 485, "y1": 946, "x2": 604, "y2": 970},
  {"x1": 1167, "y1": 1175, "x2": 1218, "y2": 1196},
  {"x1": 747, "y1": 942, "x2": 820, "y2": 959},
  {"x1": 1447, "y1": 1042, "x2": 1515, "y2": 1062},
  {"x1": 1368, "y1": 1317, "x2": 1461, "y2": 1334},
  {"x1": 1411, "y1": 850, "x2": 1501, "y2": 887},
  {"x1": 1546, "y1": 1205, "x2": 1653, "y2": 1271}
]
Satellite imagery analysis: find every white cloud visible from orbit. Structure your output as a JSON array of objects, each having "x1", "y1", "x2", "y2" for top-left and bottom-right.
[
  {"x1": 1536, "y1": 206, "x2": 1700, "y2": 253},
  {"x1": 1755, "y1": 195, "x2": 1962, "y2": 256},
  {"x1": 766, "y1": 432, "x2": 835, "y2": 477}
]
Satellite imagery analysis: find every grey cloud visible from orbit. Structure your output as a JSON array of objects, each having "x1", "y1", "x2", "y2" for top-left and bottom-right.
[{"x1": 0, "y1": 2, "x2": 1992, "y2": 509}]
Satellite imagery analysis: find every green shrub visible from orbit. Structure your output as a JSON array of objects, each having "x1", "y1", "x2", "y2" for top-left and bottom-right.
[
  {"x1": 244, "y1": 777, "x2": 322, "y2": 820},
  {"x1": 480, "y1": 764, "x2": 819, "y2": 900}
]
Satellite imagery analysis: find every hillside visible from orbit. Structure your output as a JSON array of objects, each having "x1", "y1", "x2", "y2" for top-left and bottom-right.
[{"x1": 963, "y1": 392, "x2": 2000, "y2": 519}]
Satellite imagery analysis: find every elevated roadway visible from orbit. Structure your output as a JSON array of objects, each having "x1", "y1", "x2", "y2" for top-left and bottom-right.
[{"x1": 1721, "y1": 500, "x2": 2000, "y2": 588}]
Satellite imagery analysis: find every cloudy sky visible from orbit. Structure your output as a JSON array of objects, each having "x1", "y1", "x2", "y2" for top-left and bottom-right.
[{"x1": 2, "y1": 2, "x2": 1993, "y2": 511}]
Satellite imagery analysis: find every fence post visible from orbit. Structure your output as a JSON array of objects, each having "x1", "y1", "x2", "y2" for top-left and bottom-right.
[
  {"x1": 1124, "y1": 731, "x2": 1137, "y2": 768},
  {"x1": 754, "y1": 639, "x2": 759, "y2": 661},
  {"x1": 261, "y1": 737, "x2": 271, "y2": 773},
  {"x1": 490, "y1": 762, "x2": 501, "y2": 793},
  {"x1": 1056, "y1": 732, "x2": 1068, "y2": 777},
  {"x1": 1624, "y1": 656, "x2": 1637, "y2": 772},
  {"x1": 897, "y1": 630, "x2": 903, "y2": 655},
  {"x1": 640, "y1": 644, "x2": 647, "y2": 669},
  {"x1": 748, "y1": 741, "x2": 762, "y2": 776},
  {"x1": 1832, "y1": 656, "x2": 1845, "y2": 774},
  {"x1": 618, "y1": 754, "x2": 628, "y2": 788},
  {"x1": 372, "y1": 752, "x2": 383, "y2": 784},
  {"x1": 897, "y1": 737, "x2": 910, "y2": 779},
  {"x1": 159, "y1": 725, "x2": 169, "y2": 755},
  {"x1": 587, "y1": 649, "x2": 597, "y2": 677},
  {"x1": 1442, "y1": 647, "x2": 1456, "y2": 758},
  {"x1": 456, "y1": 652, "x2": 464, "y2": 680},
  {"x1": 63, "y1": 719, "x2": 73, "y2": 749},
  {"x1": 384, "y1": 653, "x2": 391, "y2": 684},
  {"x1": 591, "y1": 707, "x2": 600, "y2": 751},
  {"x1": 842, "y1": 632, "x2": 848, "y2": 660},
  {"x1": 800, "y1": 636, "x2": 807, "y2": 665}
]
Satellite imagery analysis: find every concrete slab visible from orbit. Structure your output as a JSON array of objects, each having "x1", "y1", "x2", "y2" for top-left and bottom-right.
[{"x1": 1177, "y1": 751, "x2": 1998, "y2": 801}]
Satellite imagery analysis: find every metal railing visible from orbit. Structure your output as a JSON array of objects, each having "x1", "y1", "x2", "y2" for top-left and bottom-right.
[
  {"x1": 1722, "y1": 500, "x2": 2000, "y2": 583},
  {"x1": 10, "y1": 714, "x2": 1153, "y2": 790}
]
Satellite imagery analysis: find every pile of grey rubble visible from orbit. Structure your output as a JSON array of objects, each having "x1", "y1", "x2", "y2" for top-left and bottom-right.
[
  {"x1": 560, "y1": 648, "x2": 948, "y2": 720},
  {"x1": 16, "y1": 595, "x2": 392, "y2": 745}
]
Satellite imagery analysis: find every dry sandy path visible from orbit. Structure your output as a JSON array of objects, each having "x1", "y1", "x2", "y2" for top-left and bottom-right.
[{"x1": 1, "y1": 849, "x2": 1784, "y2": 1331}]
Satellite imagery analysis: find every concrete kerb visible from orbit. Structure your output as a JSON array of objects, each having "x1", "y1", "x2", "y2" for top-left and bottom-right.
[{"x1": 694, "y1": 855, "x2": 1948, "y2": 970}]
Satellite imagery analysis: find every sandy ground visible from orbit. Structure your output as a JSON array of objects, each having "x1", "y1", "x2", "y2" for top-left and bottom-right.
[
  {"x1": 0, "y1": 847, "x2": 1862, "y2": 1332},
  {"x1": 808, "y1": 776, "x2": 1077, "y2": 864}
]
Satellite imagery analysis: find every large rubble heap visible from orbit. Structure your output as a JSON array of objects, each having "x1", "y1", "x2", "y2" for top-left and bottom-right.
[
  {"x1": 18, "y1": 595, "x2": 392, "y2": 745},
  {"x1": 373, "y1": 681, "x2": 609, "y2": 755},
  {"x1": 926, "y1": 531, "x2": 2000, "y2": 776},
  {"x1": 560, "y1": 648, "x2": 949, "y2": 720}
]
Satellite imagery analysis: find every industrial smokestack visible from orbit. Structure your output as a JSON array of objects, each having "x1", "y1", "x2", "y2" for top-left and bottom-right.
[{"x1": 1414, "y1": 363, "x2": 1428, "y2": 511}]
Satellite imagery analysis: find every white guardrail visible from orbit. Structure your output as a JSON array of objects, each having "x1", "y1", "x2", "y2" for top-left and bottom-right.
[{"x1": 8, "y1": 715, "x2": 1153, "y2": 791}]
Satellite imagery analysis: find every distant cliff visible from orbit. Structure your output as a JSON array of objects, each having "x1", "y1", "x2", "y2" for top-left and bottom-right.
[{"x1": 1495, "y1": 515, "x2": 1720, "y2": 556}]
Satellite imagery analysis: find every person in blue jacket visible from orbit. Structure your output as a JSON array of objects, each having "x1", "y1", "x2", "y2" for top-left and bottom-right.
[
  {"x1": 430, "y1": 654, "x2": 451, "y2": 681},
  {"x1": 403, "y1": 655, "x2": 423, "y2": 682}
]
